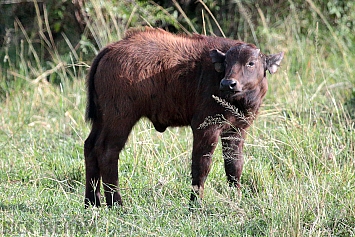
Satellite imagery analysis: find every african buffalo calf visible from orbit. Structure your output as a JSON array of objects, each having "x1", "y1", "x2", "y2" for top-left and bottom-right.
[{"x1": 84, "y1": 28, "x2": 284, "y2": 207}]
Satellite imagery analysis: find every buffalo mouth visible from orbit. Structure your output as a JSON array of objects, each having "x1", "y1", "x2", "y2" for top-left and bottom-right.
[{"x1": 220, "y1": 89, "x2": 245, "y2": 100}]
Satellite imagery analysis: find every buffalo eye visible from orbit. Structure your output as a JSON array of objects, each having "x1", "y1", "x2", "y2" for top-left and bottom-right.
[{"x1": 246, "y1": 61, "x2": 255, "y2": 68}]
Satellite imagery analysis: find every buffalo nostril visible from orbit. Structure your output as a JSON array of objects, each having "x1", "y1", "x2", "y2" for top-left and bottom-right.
[{"x1": 229, "y1": 82, "x2": 237, "y2": 90}]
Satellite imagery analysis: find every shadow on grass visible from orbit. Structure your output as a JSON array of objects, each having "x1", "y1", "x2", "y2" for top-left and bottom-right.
[{"x1": 0, "y1": 202, "x2": 30, "y2": 212}]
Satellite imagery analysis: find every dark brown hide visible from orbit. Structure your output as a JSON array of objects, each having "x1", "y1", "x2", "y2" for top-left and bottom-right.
[{"x1": 84, "y1": 28, "x2": 284, "y2": 207}]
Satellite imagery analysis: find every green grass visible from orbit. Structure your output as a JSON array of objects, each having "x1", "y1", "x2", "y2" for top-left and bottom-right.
[{"x1": 1, "y1": 1, "x2": 355, "y2": 236}]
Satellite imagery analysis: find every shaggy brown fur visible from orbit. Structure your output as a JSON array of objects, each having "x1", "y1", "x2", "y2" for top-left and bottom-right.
[{"x1": 84, "y1": 28, "x2": 284, "y2": 207}]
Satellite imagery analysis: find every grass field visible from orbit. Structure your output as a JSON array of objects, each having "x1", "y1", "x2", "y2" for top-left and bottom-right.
[{"x1": 1, "y1": 1, "x2": 355, "y2": 236}]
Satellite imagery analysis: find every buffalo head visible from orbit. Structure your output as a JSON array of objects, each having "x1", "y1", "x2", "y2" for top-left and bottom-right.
[{"x1": 210, "y1": 44, "x2": 284, "y2": 100}]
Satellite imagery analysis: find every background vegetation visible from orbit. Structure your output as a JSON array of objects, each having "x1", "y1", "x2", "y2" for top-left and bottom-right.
[{"x1": 0, "y1": 0, "x2": 354, "y2": 236}]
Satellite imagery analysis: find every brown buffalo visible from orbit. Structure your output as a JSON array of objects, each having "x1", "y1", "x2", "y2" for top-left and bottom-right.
[{"x1": 84, "y1": 28, "x2": 284, "y2": 207}]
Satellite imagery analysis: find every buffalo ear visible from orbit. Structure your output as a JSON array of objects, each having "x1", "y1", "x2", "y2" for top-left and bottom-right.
[
  {"x1": 266, "y1": 52, "x2": 284, "y2": 74},
  {"x1": 210, "y1": 49, "x2": 225, "y2": 72}
]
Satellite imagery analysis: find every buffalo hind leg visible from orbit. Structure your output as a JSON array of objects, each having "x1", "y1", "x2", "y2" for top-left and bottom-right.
[
  {"x1": 100, "y1": 143, "x2": 123, "y2": 207},
  {"x1": 221, "y1": 129, "x2": 246, "y2": 193},
  {"x1": 84, "y1": 123, "x2": 102, "y2": 208},
  {"x1": 190, "y1": 128, "x2": 220, "y2": 207},
  {"x1": 99, "y1": 118, "x2": 138, "y2": 207}
]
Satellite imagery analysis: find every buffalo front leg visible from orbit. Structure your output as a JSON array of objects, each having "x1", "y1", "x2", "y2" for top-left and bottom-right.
[
  {"x1": 221, "y1": 129, "x2": 246, "y2": 190},
  {"x1": 190, "y1": 128, "x2": 220, "y2": 206}
]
